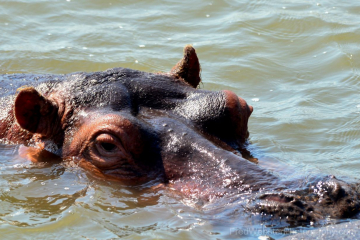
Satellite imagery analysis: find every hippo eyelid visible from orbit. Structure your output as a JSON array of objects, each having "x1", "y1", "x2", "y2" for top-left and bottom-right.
[{"x1": 89, "y1": 127, "x2": 125, "y2": 148}]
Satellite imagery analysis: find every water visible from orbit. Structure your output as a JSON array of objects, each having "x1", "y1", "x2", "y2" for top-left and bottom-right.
[{"x1": 0, "y1": 0, "x2": 360, "y2": 239}]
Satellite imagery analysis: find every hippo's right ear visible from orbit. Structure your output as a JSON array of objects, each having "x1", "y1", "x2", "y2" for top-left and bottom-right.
[
  {"x1": 14, "y1": 87, "x2": 59, "y2": 137},
  {"x1": 170, "y1": 45, "x2": 201, "y2": 88}
]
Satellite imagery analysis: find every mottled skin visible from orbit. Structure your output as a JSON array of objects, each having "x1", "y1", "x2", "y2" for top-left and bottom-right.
[{"x1": 0, "y1": 46, "x2": 359, "y2": 226}]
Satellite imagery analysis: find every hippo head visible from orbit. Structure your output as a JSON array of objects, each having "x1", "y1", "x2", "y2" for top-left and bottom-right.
[
  {"x1": 10, "y1": 45, "x2": 253, "y2": 184},
  {"x1": 3, "y1": 46, "x2": 360, "y2": 225}
]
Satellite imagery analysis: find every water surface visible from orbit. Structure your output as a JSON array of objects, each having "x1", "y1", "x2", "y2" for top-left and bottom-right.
[{"x1": 0, "y1": 0, "x2": 360, "y2": 239}]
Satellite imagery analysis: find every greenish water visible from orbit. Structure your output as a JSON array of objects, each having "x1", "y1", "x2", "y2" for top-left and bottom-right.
[{"x1": 0, "y1": 0, "x2": 360, "y2": 239}]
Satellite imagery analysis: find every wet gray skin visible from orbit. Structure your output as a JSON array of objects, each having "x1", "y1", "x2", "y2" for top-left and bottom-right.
[{"x1": 0, "y1": 46, "x2": 359, "y2": 227}]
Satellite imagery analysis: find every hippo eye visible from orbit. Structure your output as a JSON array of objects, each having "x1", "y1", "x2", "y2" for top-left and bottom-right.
[
  {"x1": 100, "y1": 142, "x2": 117, "y2": 152},
  {"x1": 88, "y1": 132, "x2": 134, "y2": 170},
  {"x1": 94, "y1": 133, "x2": 121, "y2": 155}
]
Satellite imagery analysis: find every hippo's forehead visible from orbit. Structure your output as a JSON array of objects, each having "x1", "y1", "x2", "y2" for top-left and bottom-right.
[
  {"x1": 62, "y1": 70, "x2": 132, "y2": 111},
  {"x1": 61, "y1": 68, "x2": 219, "y2": 114},
  {"x1": 60, "y1": 69, "x2": 235, "y2": 122}
]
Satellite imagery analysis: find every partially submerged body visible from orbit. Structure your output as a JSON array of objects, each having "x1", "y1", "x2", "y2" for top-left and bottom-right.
[{"x1": 0, "y1": 46, "x2": 359, "y2": 227}]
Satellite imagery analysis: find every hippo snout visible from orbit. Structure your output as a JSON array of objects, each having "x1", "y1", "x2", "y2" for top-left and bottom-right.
[{"x1": 250, "y1": 176, "x2": 360, "y2": 225}]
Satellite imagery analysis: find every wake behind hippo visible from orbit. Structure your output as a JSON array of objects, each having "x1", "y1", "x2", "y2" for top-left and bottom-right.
[{"x1": 0, "y1": 45, "x2": 359, "y2": 227}]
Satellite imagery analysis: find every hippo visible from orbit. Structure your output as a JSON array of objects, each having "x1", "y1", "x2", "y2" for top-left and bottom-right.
[{"x1": 0, "y1": 45, "x2": 359, "y2": 227}]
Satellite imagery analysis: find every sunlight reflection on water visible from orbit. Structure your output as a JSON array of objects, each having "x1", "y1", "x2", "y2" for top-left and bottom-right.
[{"x1": 0, "y1": 0, "x2": 360, "y2": 239}]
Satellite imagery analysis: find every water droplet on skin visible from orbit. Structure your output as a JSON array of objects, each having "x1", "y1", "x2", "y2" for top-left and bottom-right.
[{"x1": 223, "y1": 179, "x2": 231, "y2": 186}]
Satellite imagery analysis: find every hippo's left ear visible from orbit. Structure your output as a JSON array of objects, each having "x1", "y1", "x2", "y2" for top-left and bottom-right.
[
  {"x1": 14, "y1": 87, "x2": 60, "y2": 138},
  {"x1": 170, "y1": 45, "x2": 201, "y2": 88}
]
